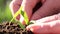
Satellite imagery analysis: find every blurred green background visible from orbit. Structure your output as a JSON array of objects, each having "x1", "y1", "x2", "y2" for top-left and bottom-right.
[{"x1": 0, "y1": 0, "x2": 13, "y2": 23}]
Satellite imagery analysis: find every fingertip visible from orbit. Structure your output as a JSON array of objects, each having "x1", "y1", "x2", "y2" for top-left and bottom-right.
[
  {"x1": 26, "y1": 26, "x2": 30, "y2": 31},
  {"x1": 30, "y1": 28, "x2": 34, "y2": 32},
  {"x1": 26, "y1": 26, "x2": 34, "y2": 34},
  {"x1": 26, "y1": 24, "x2": 39, "y2": 32},
  {"x1": 26, "y1": 24, "x2": 34, "y2": 31}
]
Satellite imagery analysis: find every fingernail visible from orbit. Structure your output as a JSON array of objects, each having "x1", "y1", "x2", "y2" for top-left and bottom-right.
[
  {"x1": 26, "y1": 27, "x2": 31, "y2": 31},
  {"x1": 30, "y1": 28, "x2": 34, "y2": 32}
]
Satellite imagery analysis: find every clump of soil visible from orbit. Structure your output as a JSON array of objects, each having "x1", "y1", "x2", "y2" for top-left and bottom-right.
[{"x1": 0, "y1": 22, "x2": 33, "y2": 34}]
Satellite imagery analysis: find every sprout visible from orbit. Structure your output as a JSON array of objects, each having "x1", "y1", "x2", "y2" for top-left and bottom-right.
[{"x1": 10, "y1": 6, "x2": 29, "y2": 29}]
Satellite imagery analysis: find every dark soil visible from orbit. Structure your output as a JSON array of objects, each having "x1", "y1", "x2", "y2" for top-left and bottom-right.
[{"x1": 0, "y1": 22, "x2": 33, "y2": 34}]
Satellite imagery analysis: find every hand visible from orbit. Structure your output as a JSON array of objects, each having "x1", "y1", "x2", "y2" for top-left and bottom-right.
[
  {"x1": 26, "y1": 13, "x2": 60, "y2": 34},
  {"x1": 9, "y1": 0, "x2": 45, "y2": 24},
  {"x1": 10, "y1": 0, "x2": 60, "y2": 24},
  {"x1": 31, "y1": 0, "x2": 60, "y2": 20},
  {"x1": 22, "y1": 0, "x2": 60, "y2": 24}
]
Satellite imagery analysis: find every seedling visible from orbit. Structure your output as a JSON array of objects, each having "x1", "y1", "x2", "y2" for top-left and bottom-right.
[{"x1": 10, "y1": 6, "x2": 30, "y2": 29}]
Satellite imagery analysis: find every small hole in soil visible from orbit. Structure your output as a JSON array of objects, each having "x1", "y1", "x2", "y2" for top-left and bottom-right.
[
  {"x1": 17, "y1": 25, "x2": 21, "y2": 28},
  {"x1": 10, "y1": 22, "x2": 13, "y2": 25},
  {"x1": 7, "y1": 26, "x2": 11, "y2": 29},
  {"x1": 3, "y1": 30, "x2": 6, "y2": 33},
  {"x1": 6, "y1": 23, "x2": 9, "y2": 25},
  {"x1": 17, "y1": 28, "x2": 20, "y2": 31},
  {"x1": 0, "y1": 25, "x2": 3, "y2": 29},
  {"x1": 12, "y1": 26, "x2": 16, "y2": 29},
  {"x1": 15, "y1": 28, "x2": 20, "y2": 31}
]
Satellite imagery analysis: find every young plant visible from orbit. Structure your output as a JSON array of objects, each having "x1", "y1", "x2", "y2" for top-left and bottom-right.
[{"x1": 10, "y1": 6, "x2": 29, "y2": 29}]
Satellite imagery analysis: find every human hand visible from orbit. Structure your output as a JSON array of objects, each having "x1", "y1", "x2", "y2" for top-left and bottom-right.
[
  {"x1": 9, "y1": 0, "x2": 45, "y2": 24},
  {"x1": 31, "y1": 0, "x2": 60, "y2": 20},
  {"x1": 26, "y1": 13, "x2": 60, "y2": 34},
  {"x1": 20, "y1": 0, "x2": 60, "y2": 25},
  {"x1": 10, "y1": 0, "x2": 60, "y2": 24}
]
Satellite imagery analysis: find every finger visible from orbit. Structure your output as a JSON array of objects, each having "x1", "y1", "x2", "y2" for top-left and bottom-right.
[
  {"x1": 26, "y1": 20, "x2": 60, "y2": 34},
  {"x1": 10, "y1": 0, "x2": 22, "y2": 14},
  {"x1": 9, "y1": 0, "x2": 22, "y2": 20},
  {"x1": 31, "y1": 0, "x2": 60, "y2": 20},
  {"x1": 26, "y1": 23, "x2": 51, "y2": 34},
  {"x1": 20, "y1": 0, "x2": 40, "y2": 24},
  {"x1": 21, "y1": 0, "x2": 40, "y2": 20},
  {"x1": 35, "y1": 13, "x2": 60, "y2": 23}
]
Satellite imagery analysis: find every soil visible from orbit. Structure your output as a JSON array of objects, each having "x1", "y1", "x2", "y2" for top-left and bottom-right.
[{"x1": 0, "y1": 22, "x2": 33, "y2": 34}]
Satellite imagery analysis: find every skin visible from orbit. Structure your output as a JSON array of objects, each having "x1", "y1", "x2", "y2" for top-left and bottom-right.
[
  {"x1": 10, "y1": 0, "x2": 60, "y2": 34},
  {"x1": 10, "y1": 0, "x2": 45, "y2": 22},
  {"x1": 10, "y1": 0, "x2": 22, "y2": 20},
  {"x1": 27, "y1": 13, "x2": 60, "y2": 34}
]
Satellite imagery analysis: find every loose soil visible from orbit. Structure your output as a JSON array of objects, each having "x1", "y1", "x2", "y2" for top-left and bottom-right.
[{"x1": 0, "y1": 22, "x2": 33, "y2": 34}]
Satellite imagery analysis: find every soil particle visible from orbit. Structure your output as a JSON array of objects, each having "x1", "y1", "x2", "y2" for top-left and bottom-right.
[{"x1": 0, "y1": 22, "x2": 33, "y2": 34}]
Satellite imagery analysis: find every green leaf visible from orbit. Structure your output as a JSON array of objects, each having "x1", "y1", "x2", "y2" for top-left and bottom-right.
[
  {"x1": 10, "y1": 19, "x2": 25, "y2": 29},
  {"x1": 24, "y1": 11, "x2": 29, "y2": 25},
  {"x1": 19, "y1": 6, "x2": 29, "y2": 25},
  {"x1": 10, "y1": 6, "x2": 25, "y2": 29},
  {"x1": 10, "y1": 6, "x2": 29, "y2": 29},
  {"x1": 16, "y1": 20, "x2": 25, "y2": 29},
  {"x1": 18, "y1": 21, "x2": 25, "y2": 29}
]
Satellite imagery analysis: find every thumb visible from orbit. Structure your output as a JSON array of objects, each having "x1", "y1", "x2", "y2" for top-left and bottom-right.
[
  {"x1": 26, "y1": 20, "x2": 60, "y2": 34},
  {"x1": 35, "y1": 13, "x2": 60, "y2": 23},
  {"x1": 26, "y1": 13, "x2": 60, "y2": 34}
]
